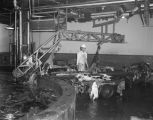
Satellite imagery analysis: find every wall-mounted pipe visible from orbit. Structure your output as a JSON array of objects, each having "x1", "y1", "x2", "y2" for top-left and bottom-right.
[
  {"x1": 14, "y1": 10, "x2": 17, "y2": 67},
  {"x1": 27, "y1": 11, "x2": 30, "y2": 54},
  {"x1": 32, "y1": 0, "x2": 35, "y2": 14},
  {"x1": 17, "y1": 27, "x2": 19, "y2": 63},
  {"x1": 29, "y1": 0, "x2": 32, "y2": 16},
  {"x1": 19, "y1": 9, "x2": 23, "y2": 63}
]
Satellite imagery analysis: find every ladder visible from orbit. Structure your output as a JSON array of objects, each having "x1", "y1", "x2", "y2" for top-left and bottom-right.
[{"x1": 12, "y1": 31, "x2": 61, "y2": 78}]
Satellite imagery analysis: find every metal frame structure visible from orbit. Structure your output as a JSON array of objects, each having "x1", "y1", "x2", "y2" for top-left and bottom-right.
[
  {"x1": 13, "y1": 31, "x2": 60, "y2": 78},
  {"x1": 13, "y1": 30, "x2": 124, "y2": 78}
]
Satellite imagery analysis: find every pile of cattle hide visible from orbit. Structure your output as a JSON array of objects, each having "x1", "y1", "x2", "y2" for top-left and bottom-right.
[
  {"x1": 70, "y1": 73, "x2": 125, "y2": 98},
  {"x1": 124, "y1": 62, "x2": 153, "y2": 84}
]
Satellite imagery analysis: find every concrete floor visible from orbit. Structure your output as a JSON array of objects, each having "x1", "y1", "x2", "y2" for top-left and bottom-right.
[{"x1": 0, "y1": 71, "x2": 153, "y2": 120}]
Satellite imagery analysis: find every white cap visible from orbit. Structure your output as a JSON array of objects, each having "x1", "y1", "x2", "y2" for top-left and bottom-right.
[{"x1": 81, "y1": 44, "x2": 86, "y2": 48}]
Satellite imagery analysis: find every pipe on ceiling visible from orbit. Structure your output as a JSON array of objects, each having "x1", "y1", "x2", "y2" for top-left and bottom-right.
[{"x1": 33, "y1": 0, "x2": 144, "y2": 10}]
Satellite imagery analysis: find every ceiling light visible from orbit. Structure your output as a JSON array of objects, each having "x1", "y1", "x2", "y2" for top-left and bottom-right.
[{"x1": 5, "y1": 26, "x2": 14, "y2": 30}]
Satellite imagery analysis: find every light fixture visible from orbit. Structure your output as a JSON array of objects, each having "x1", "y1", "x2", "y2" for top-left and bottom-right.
[
  {"x1": 23, "y1": 54, "x2": 28, "y2": 60},
  {"x1": 5, "y1": 25, "x2": 14, "y2": 30}
]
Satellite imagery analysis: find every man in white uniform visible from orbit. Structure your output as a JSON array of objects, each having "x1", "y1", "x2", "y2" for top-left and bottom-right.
[{"x1": 77, "y1": 44, "x2": 88, "y2": 71}]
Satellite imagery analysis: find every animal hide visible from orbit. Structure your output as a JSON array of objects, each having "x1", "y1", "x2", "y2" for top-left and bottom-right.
[
  {"x1": 117, "y1": 81, "x2": 125, "y2": 96},
  {"x1": 130, "y1": 116, "x2": 152, "y2": 120},
  {"x1": 90, "y1": 82, "x2": 99, "y2": 101}
]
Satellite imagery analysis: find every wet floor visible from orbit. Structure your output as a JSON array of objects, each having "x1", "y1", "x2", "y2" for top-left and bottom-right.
[
  {"x1": 0, "y1": 72, "x2": 14, "y2": 105},
  {"x1": 75, "y1": 83, "x2": 153, "y2": 120},
  {"x1": 1, "y1": 71, "x2": 153, "y2": 120}
]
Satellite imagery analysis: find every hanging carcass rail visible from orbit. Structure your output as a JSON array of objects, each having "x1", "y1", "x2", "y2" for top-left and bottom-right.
[
  {"x1": 61, "y1": 30, "x2": 104, "y2": 42},
  {"x1": 61, "y1": 30, "x2": 125, "y2": 43},
  {"x1": 12, "y1": 31, "x2": 62, "y2": 78}
]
